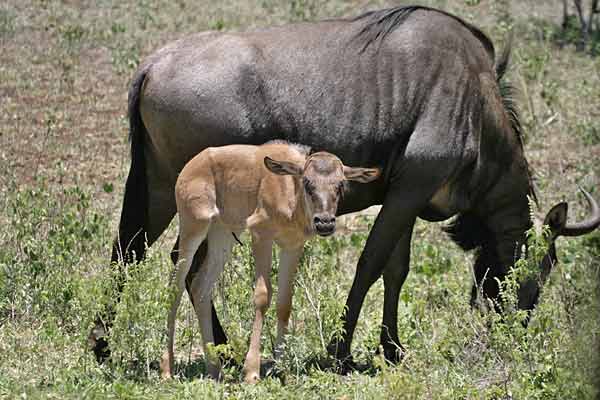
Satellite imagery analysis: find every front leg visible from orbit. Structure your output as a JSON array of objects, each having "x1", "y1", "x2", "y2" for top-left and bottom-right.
[
  {"x1": 243, "y1": 237, "x2": 274, "y2": 383},
  {"x1": 274, "y1": 246, "x2": 303, "y2": 359},
  {"x1": 380, "y1": 221, "x2": 414, "y2": 364},
  {"x1": 326, "y1": 190, "x2": 423, "y2": 367},
  {"x1": 327, "y1": 154, "x2": 455, "y2": 366}
]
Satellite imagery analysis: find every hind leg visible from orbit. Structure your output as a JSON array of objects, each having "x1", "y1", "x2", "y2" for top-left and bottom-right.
[
  {"x1": 171, "y1": 237, "x2": 228, "y2": 346},
  {"x1": 161, "y1": 216, "x2": 209, "y2": 379},
  {"x1": 188, "y1": 224, "x2": 236, "y2": 380}
]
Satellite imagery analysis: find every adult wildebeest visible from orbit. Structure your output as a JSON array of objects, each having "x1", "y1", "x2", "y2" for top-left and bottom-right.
[{"x1": 91, "y1": 5, "x2": 600, "y2": 368}]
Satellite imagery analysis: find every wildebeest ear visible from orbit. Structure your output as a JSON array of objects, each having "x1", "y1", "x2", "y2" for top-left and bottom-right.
[
  {"x1": 543, "y1": 202, "x2": 568, "y2": 234},
  {"x1": 264, "y1": 157, "x2": 303, "y2": 176},
  {"x1": 343, "y1": 166, "x2": 381, "y2": 183}
]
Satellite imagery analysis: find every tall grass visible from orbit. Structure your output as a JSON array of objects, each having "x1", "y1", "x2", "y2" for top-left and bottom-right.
[
  {"x1": 0, "y1": 181, "x2": 598, "y2": 398},
  {"x1": 1, "y1": 0, "x2": 599, "y2": 398}
]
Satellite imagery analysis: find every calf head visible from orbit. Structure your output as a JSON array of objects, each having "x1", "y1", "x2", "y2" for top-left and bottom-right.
[{"x1": 264, "y1": 151, "x2": 380, "y2": 236}]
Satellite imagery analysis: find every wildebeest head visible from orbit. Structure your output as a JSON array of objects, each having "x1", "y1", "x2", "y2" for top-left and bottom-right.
[
  {"x1": 518, "y1": 189, "x2": 600, "y2": 309},
  {"x1": 264, "y1": 151, "x2": 380, "y2": 236},
  {"x1": 446, "y1": 188, "x2": 600, "y2": 313}
]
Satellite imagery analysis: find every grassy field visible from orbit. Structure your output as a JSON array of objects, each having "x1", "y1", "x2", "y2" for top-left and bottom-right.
[{"x1": 1, "y1": 0, "x2": 599, "y2": 398}]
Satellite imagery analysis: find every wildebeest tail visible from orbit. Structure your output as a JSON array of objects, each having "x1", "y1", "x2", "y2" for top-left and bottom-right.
[{"x1": 111, "y1": 67, "x2": 150, "y2": 266}]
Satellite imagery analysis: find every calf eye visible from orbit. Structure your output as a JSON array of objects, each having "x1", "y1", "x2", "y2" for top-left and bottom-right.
[{"x1": 303, "y1": 178, "x2": 314, "y2": 195}]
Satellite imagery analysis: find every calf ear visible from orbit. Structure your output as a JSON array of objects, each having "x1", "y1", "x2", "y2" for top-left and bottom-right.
[
  {"x1": 543, "y1": 202, "x2": 568, "y2": 235},
  {"x1": 343, "y1": 166, "x2": 381, "y2": 183},
  {"x1": 264, "y1": 157, "x2": 303, "y2": 176}
]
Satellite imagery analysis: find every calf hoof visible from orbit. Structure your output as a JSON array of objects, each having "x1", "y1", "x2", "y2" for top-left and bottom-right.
[
  {"x1": 243, "y1": 370, "x2": 260, "y2": 384},
  {"x1": 242, "y1": 358, "x2": 260, "y2": 383},
  {"x1": 160, "y1": 351, "x2": 173, "y2": 379}
]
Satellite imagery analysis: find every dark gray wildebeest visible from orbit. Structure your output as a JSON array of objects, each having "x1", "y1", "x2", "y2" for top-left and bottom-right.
[{"x1": 90, "y1": 5, "x2": 600, "y2": 369}]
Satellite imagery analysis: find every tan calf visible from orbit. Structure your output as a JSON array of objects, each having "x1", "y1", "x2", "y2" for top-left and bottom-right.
[{"x1": 161, "y1": 141, "x2": 380, "y2": 383}]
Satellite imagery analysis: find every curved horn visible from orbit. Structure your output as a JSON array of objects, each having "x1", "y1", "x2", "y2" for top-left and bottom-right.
[{"x1": 561, "y1": 188, "x2": 600, "y2": 237}]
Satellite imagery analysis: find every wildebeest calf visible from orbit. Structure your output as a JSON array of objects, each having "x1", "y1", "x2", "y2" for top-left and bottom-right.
[{"x1": 161, "y1": 141, "x2": 380, "y2": 382}]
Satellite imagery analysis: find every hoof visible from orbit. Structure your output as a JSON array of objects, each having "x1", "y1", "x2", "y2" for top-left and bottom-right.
[
  {"x1": 160, "y1": 351, "x2": 173, "y2": 379},
  {"x1": 242, "y1": 359, "x2": 260, "y2": 383},
  {"x1": 243, "y1": 371, "x2": 260, "y2": 384},
  {"x1": 377, "y1": 343, "x2": 406, "y2": 365},
  {"x1": 88, "y1": 322, "x2": 110, "y2": 364},
  {"x1": 313, "y1": 353, "x2": 357, "y2": 375},
  {"x1": 207, "y1": 364, "x2": 223, "y2": 381}
]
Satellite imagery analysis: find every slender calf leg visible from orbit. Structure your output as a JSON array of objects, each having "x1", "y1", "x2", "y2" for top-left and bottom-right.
[
  {"x1": 189, "y1": 225, "x2": 236, "y2": 380},
  {"x1": 170, "y1": 236, "x2": 228, "y2": 346},
  {"x1": 380, "y1": 221, "x2": 414, "y2": 364},
  {"x1": 162, "y1": 221, "x2": 209, "y2": 379},
  {"x1": 274, "y1": 246, "x2": 303, "y2": 360},
  {"x1": 243, "y1": 237, "x2": 274, "y2": 383}
]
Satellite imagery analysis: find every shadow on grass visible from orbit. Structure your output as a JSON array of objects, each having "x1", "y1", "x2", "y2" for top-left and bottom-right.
[
  {"x1": 111, "y1": 347, "x2": 395, "y2": 384},
  {"x1": 168, "y1": 352, "x2": 384, "y2": 382}
]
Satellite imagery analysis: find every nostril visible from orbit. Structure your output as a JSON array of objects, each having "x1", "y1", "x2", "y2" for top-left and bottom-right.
[
  {"x1": 322, "y1": 216, "x2": 335, "y2": 225},
  {"x1": 314, "y1": 215, "x2": 335, "y2": 227}
]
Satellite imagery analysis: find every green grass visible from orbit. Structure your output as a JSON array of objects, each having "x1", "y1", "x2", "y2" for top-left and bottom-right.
[{"x1": 1, "y1": 0, "x2": 599, "y2": 398}]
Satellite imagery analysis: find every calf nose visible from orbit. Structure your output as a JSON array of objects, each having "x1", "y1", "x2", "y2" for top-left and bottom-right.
[
  {"x1": 314, "y1": 215, "x2": 335, "y2": 225},
  {"x1": 314, "y1": 214, "x2": 336, "y2": 236}
]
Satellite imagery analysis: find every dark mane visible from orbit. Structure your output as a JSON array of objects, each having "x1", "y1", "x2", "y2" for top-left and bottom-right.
[
  {"x1": 351, "y1": 5, "x2": 495, "y2": 58},
  {"x1": 446, "y1": 44, "x2": 537, "y2": 251},
  {"x1": 494, "y1": 38, "x2": 538, "y2": 205},
  {"x1": 348, "y1": 6, "x2": 537, "y2": 249}
]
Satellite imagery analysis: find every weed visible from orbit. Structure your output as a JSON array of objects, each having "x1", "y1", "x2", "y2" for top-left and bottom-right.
[
  {"x1": 0, "y1": 8, "x2": 15, "y2": 38},
  {"x1": 110, "y1": 43, "x2": 140, "y2": 75},
  {"x1": 208, "y1": 19, "x2": 226, "y2": 31},
  {"x1": 289, "y1": 0, "x2": 319, "y2": 22},
  {"x1": 575, "y1": 119, "x2": 600, "y2": 145}
]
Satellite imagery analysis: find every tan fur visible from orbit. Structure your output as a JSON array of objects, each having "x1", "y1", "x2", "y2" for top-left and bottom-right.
[{"x1": 160, "y1": 141, "x2": 379, "y2": 382}]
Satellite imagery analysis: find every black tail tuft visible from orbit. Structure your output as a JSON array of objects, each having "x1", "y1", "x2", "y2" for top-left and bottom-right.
[{"x1": 111, "y1": 67, "x2": 150, "y2": 266}]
